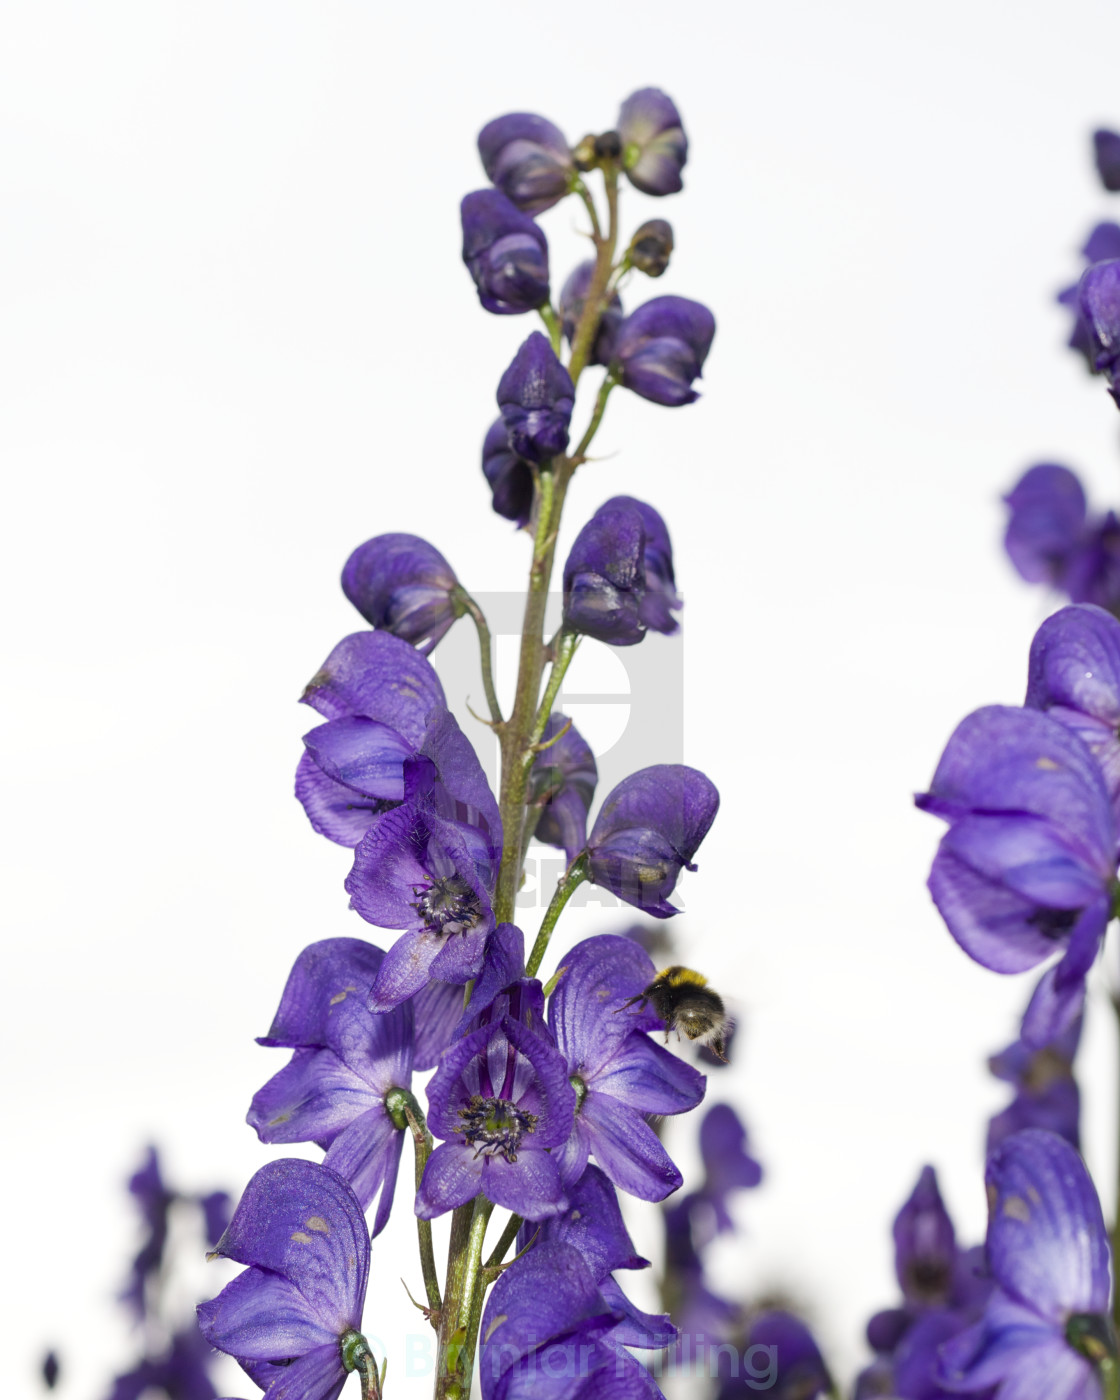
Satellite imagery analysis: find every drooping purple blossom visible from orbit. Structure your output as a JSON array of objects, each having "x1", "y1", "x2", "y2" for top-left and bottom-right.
[
  {"x1": 1003, "y1": 465, "x2": 1088, "y2": 589},
  {"x1": 915, "y1": 705, "x2": 1116, "y2": 1046},
  {"x1": 1057, "y1": 224, "x2": 1120, "y2": 368},
  {"x1": 662, "y1": 1194, "x2": 738, "y2": 1373},
  {"x1": 1025, "y1": 604, "x2": 1120, "y2": 818},
  {"x1": 482, "y1": 417, "x2": 534, "y2": 529},
  {"x1": 612, "y1": 296, "x2": 715, "y2": 407},
  {"x1": 562, "y1": 496, "x2": 681, "y2": 647},
  {"x1": 586, "y1": 765, "x2": 720, "y2": 916},
  {"x1": 893, "y1": 1166, "x2": 957, "y2": 1309},
  {"x1": 341, "y1": 533, "x2": 460, "y2": 654},
  {"x1": 461, "y1": 189, "x2": 551, "y2": 315},
  {"x1": 938, "y1": 1130, "x2": 1113, "y2": 1399},
  {"x1": 248, "y1": 939, "x2": 412, "y2": 1235},
  {"x1": 549, "y1": 935, "x2": 705, "y2": 1201},
  {"x1": 1094, "y1": 128, "x2": 1120, "y2": 192},
  {"x1": 106, "y1": 1325, "x2": 219, "y2": 1400},
  {"x1": 478, "y1": 113, "x2": 573, "y2": 215},
  {"x1": 1077, "y1": 259, "x2": 1120, "y2": 404},
  {"x1": 42, "y1": 1352, "x2": 59, "y2": 1391},
  {"x1": 988, "y1": 1010, "x2": 1082, "y2": 1156},
  {"x1": 529, "y1": 713, "x2": 598, "y2": 862},
  {"x1": 617, "y1": 87, "x2": 687, "y2": 197},
  {"x1": 697, "y1": 1103, "x2": 763, "y2": 1234},
  {"x1": 716, "y1": 1311, "x2": 833, "y2": 1400},
  {"x1": 197, "y1": 1159, "x2": 369, "y2": 1400},
  {"x1": 558, "y1": 261, "x2": 624, "y2": 367},
  {"x1": 417, "y1": 980, "x2": 574, "y2": 1220},
  {"x1": 497, "y1": 332, "x2": 575, "y2": 464},
  {"x1": 121, "y1": 1146, "x2": 174, "y2": 1318}
]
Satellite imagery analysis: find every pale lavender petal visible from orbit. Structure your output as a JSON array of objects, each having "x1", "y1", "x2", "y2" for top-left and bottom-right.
[
  {"x1": 295, "y1": 752, "x2": 386, "y2": 847},
  {"x1": 593, "y1": 1033, "x2": 705, "y2": 1115},
  {"x1": 248, "y1": 1047, "x2": 376, "y2": 1147},
  {"x1": 480, "y1": 1148, "x2": 567, "y2": 1219},
  {"x1": 415, "y1": 1141, "x2": 484, "y2": 1219},
  {"x1": 257, "y1": 939, "x2": 384, "y2": 1049},
  {"x1": 579, "y1": 1093, "x2": 683, "y2": 1201}
]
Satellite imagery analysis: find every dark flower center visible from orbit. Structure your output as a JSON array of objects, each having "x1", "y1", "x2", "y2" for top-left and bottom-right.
[
  {"x1": 1027, "y1": 906, "x2": 1081, "y2": 939},
  {"x1": 904, "y1": 1258, "x2": 952, "y2": 1303},
  {"x1": 1066, "y1": 1311, "x2": 1117, "y2": 1364},
  {"x1": 411, "y1": 876, "x2": 482, "y2": 936},
  {"x1": 457, "y1": 1094, "x2": 538, "y2": 1164}
]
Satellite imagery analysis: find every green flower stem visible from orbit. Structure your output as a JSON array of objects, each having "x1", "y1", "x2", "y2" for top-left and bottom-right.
[
  {"x1": 1112, "y1": 993, "x2": 1120, "y2": 1334},
  {"x1": 531, "y1": 630, "x2": 580, "y2": 747},
  {"x1": 341, "y1": 1330, "x2": 383, "y2": 1400},
  {"x1": 459, "y1": 1197, "x2": 496, "y2": 1388},
  {"x1": 1102, "y1": 1357, "x2": 1120, "y2": 1400},
  {"x1": 538, "y1": 302, "x2": 563, "y2": 356},
  {"x1": 573, "y1": 177, "x2": 603, "y2": 242},
  {"x1": 434, "y1": 1204, "x2": 475, "y2": 1399},
  {"x1": 568, "y1": 164, "x2": 620, "y2": 389},
  {"x1": 453, "y1": 589, "x2": 503, "y2": 726},
  {"x1": 525, "y1": 853, "x2": 590, "y2": 979},
  {"x1": 386, "y1": 1090, "x2": 441, "y2": 1317},
  {"x1": 482, "y1": 1212, "x2": 523, "y2": 1270},
  {"x1": 569, "y1": 374, "x2": 616, "y2": 464}
]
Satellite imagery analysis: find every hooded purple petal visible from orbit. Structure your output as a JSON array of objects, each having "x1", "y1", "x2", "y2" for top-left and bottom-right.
[
  {"x1": 587, "y1": 765, "x2": 720, "y2": 916},
  {"x1": 1003, "y1": 465, "x2": 1089, "y2": 587},
  {"x1": 341, "y1": 533, "x2": 459, "y2": 654},
  {"x1": 618, "y1": 88, "x2": 687, "y2": 196},
  {"x1": 604, "y1": 495, "x2": 681, "y2": 635},
  {"x1": 299, "y1": 631, "x2": 446, "y2": 735},
  {"x1": 1077, "y1": 260, "x2": 1120, "y2": 396},
  {"x1": 497, "y1": 332, "x2": 574, "y2": 464},
  {"x1": 1095, "y1": 129, "x2": 1120, "y2": 193},
  {"x1": 549, "y1": 934, "x2": 663, "y2": 1067},
  {"x1": 563, "y1": 501, "x2": 647, "y2": 645},
  {"x1": 461, "y1": 189, "x2": 550, "y2": 315},
  {"x1": 196, "y1": 1267, "x2": 336, "y2": 1361},
  {"x1": 482, "y1": 417, "x2": 534, "y2": 528},
  {"x1": 698, "y1": 1104, "x2": 763, "y2": 1232},
  {"x1": 892, "y1": 1166, "x2": 957, "y2": 1308},
  {"x1": 613, "y1": 296, "x2": 715, "y2": 407},
  {"x1": 256, "y1": 938, "x2": 385, "y2": 1049},
  {"x1": 530, "y1": 715, "x2": 598, "y2": 861},
  {"x1": 478, "y1": 113, "x2": 572, "y2": 215}
]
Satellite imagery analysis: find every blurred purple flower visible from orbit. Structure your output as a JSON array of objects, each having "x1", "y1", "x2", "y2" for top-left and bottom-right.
[
  {"x1": 478, "y1": 113, "x2": 573, "y2": 215},
  {"x1": 1002, "y1": 465, "x2": 1088, "y2": 589},
  {"x1": 987, "y1": 1010, "x2": 1082, "y2": 1156},
  {"x1": 613, "y1": 296, "x2": 715, "y2": 406},
  {"x1": 1057, "y1": 224, "x2": 1120, "y2": 368},
  {"x1": 1077, "y1": 259, "x2": 1120, "y2": 404},
  {"x1": 1094, "y1": 128, "x2": 1120, "y2": 192},
  {"x1": 461, "y1": 189, "x2": 550, "y2": 315},
  {"x1": 618, "y1": 88, "x2": 687, "y2": 196}
]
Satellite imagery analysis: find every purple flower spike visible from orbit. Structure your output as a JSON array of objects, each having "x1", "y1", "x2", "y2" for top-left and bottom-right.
[
  {"x1": 1003, "y1": 465, "x2": 1088, "y2": 588},
  {"x1": 618, "y1": 87, "x2": 688, "y2": 196},
  {"x1": 988, "y1": 1010, "x2": 1082, "y2": 1156},
  {"x1": 915, "y1": 705, "x2": 1116, "y2": 1046},
  {"x1": 698, "y1": 1104, "x2": 762, "y2": 1233},
  {"x1": 341, "y1": 533, "x2": 460, "y2": 655},
  {"x1": 248, "y1": 939, "x2": 412, "y2": 1235},
  {"x1": 1077, "y1": 259, "x2": 1120, "y2": 401},
  {"x1": 497, "y1": 332, "x2": 575, "y2": 465},
  {"x1": 587, "y1": 765, "x2": 720, "y2": 917},
  {"x1": 478, "y1": 113, "x2": 573, "y2": 215},
  {"x1": 1026, "y1": 604, "x2": 1120, "y2": 819},
  {"x1": 530, "y1": 714, "x2": 598, "y2": 861},
  {"x1": 1094, "y1": 128, "x2": 1120, "y2": 192},
  {"x1": 613, "y1": 296, "x2": 715, "y2": 407},
  {"x1": 417, "y1": 981, "x2": 575, "y2": 1220},
  {"x1": 482, "y1": 418, "x2": 534, "y2": 529},
  {"x1": 549, "y1": 935, "x2": 705, "y2": 1201},
  {"x1": 893, "y1": 1166, "x2": 957, "y2": 1308},
  {"x1": 938, "y1": 1130, "x2": 1112, "y2": 1399},
  {"x1": 197, "y1": 1159, "x2": 369, "y2": 1400},
  {"x1": 461, "y1": 189, "x2": 550, "y2": 316},
  {"x1": 559, "y1": 261, "x2": 624, "y2": 367}
]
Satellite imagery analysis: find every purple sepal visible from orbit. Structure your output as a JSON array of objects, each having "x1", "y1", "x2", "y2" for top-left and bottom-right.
[
  {"x1": 198, "y1": 1160, "x2": 368, "y2": 1396},
  {"x1": 341, "y1": 533, "x2": 459, "y2": 654},
  {"x1": 559, "y1": 261, "x2": 624, "y2": 367},
  {"x1": 482, "y1": 418, "x2": 534, "y2": 528},
  {"x1": 598, "y1": 1276, "x2": 676, "y2": 1349},
  {"x1": 530, "y1": 714, "x2": 598, "y2": 861},
  {"x1": 516, "y1": 1164, "x2": 649, "y2": 1282},
  {"x1": 478, "y1": 113, "x2": 572, "y2": 215},
  {"x1": 742, "y1": 1311, "x2": 833, "y2": 1399},
  {"x1": 613, "y1": 296, "x2": 715, "y2": 407},
  {"x1": 1025, "y1": 604, "x2": 1120, "y2": 819},
  {"x1": 497, "y1": 333, "x2": 574, "y2": 465},
  {"x1": 1077, "y1": 259, "x2": 1120, "y2": 399},
  {"x1": 457, "y1": 923, "x2": 526, "y2": 1034},
  {"x1": 549, "y1": 934, "x2": 665, "y2": 1055},
  {"x1": 893, "y1": 1166, "x2": 956, "y2": 1307},
  {"x1": 256, "y1": 938, "x2": 384, "y2": 1049},
  {"x1": 1094, "y1": 128, "x2": 1120, "y2": 192},
  {"x1": 461, "y1": 190, "x2": 550, "y2": 315},
  {"x1": 563, "y1": 501, "x2": 647, "y2": 645},
  {"x1": 299, "y1": 630, "x2": 445, "y2": 733},
  {"x1": 121, "y1": 1146, "x2": 173, "y2": 1318},
  {"x1": 1002, "y1": 465, "x2": 1087, "y2": 587},
  {"x1": 618, "y1": 88, "x2": 687, "y2": 196},
  {"x1": 411, "y1": 978, "x2": 469, "y2": 1071},
  {"x1": 587, "y1": 765, "x2": 720, "y2": 916},
  {"x1": 610, "y1": 495, "x2": 680, "y2": 634},
  {"x1": 987, "y1": 1011, "x2": 1082, "y2": 1156},
  {"x1": 1020, "y1": 896, "x2": 1109, "y2": 1048},
  {"x1": 698, "y1": 1104, "x2": 763, "y2": 1232}
]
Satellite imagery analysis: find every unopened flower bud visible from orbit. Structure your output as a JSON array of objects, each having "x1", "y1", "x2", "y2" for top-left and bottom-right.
[
  {"x1": 342, "y1": 533, "x2": 460, "y2": 654},
  {"x1": 617, "y1": 88, "x2": 687, "y2": 196},
  {"x1": 594, "y1": 130, "x2": 622, "y2": 160},
  {"x1": 628, "y1": 219, "x2": 673, "y2": 278},
  {"x1": 481, "y1": 418, "x2": 533, "y2": 528},
  {"x1": 461, "y1": 189, "x2": 550, "y2": 316},
  {"x1": 496, "y1": 333, "x2": 574, "y2": 464},
  {"x1": 478, "y1": 113, "x2": 573, "y2": 215}
]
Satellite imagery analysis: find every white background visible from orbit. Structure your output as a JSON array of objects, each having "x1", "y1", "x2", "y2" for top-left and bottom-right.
[{"x1": 6, "y1": 2, "x2": 1120, "y2": 1395}]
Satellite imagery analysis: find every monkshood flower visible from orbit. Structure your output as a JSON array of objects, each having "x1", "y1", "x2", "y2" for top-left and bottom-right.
[
  {"x1": 529, "y1": 713, "x2": 597, "y2": 862},
  {"x1": 121, "y1": 1146, "x2": 173, "y2": 1317},
  {"x1": 558, "y1": 261, "x2": 624, "y2": 367},
  {"x1": 295, "y1": 630, "x2": 446, "y2": 848},
  {"x1": 341, "y1": 533, "x2": 460, "y2": 654},
  {"x1": 1003, "y1": 464, "x2": 1088, "y2": 589},
  {"x1": 478, "y1": 1239, "x2": 664, "y2": 1400},
  {"x1": 893, "y1": 1166, "x2": 957, "y2": 1308},
  {"x1": 1095, "y1": 128, "x2": 1120, "y2": 191},
  {"x1": 715, "y1": 1311, "x2": 833, "y2": 1400},
  {"x1": 197, "y1": 1159, "x2": 370, "y2": 1400},
  {"x1": 1026, "y1": 604, "x2": 1120, "y2": 817},
  {"x1": 1057, "y1": 224, "x2": 1120, "y2": 368},
  {"x1": 697, "y1": 1103, "x2": 762, "y2": 1234},
  {"x1": 107, "y1": 1326, "x2": 218, "y2": 1400},
  {"x1": 461, "y1": 189, "x2": 550, "y2": 315},
  {"x1": 1077, "y1": 259, "x2": 1120, "y2": 402},
  {"x1": 248, "y1": 939, "x2": 412, "y2": 1235},
  {"x1": 417, "y1": 980, "x2": 575, "y2": 1220},
  {"x1": 612, "y1": 296, "x2": 715, "y2": 406},
  {"x1": 915, "y1": 705, "x2": 1117, "y2": 1047},
  {"x1": 562, "y1": 496, "x2": 680, "y2": 646},
  {"x1": 988, "y1": 1010, "x2": 1082, "y2": 1156},
  {"x1": 617, "y1": 87, "x2": 687, "y2": 196},
  {"x1": 482, "y1": 417, "x2": 533, "y2": 528},
  {"x1": 478, "y1": 112, "x2": 573, "y2": 215},
  {"x1": 586, "y1": 765, "x2": 720, "y2": 916},
  {"x1": 860, "y1": 1308, "x2": 994, "y2": 1400},
  {"x1": 549, "y1": 934, "x2": 705, "y2": 1201},
  {"x1": 497, "y1": 332, "x2": 574, "y2": 464},
  {"x1": 938, "y1": 1129, "x2": 1114, "y2": 1398}
]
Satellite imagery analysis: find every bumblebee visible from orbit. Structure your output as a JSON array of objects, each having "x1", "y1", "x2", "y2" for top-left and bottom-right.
[{"x1": 621, "y1": 965, "x2": 729, "y2": 1061}]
